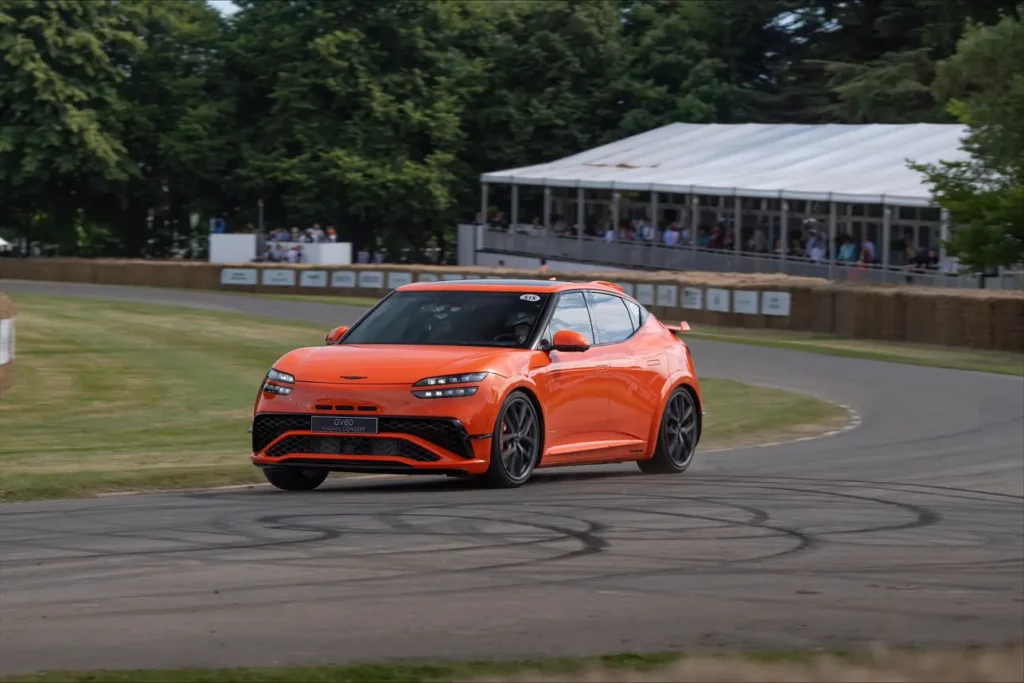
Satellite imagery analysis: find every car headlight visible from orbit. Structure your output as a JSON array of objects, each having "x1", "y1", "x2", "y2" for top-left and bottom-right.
[
  {"x1": 412, "y1": 372, "x2": 489, "y2": 387},
  {"x1": 267, "y1": 368, "x2": 295, "y2": 384},
  {"x1": 263, "y1": 368, "x2": 295, "y2": 395},
  {"x1": 413, "y1": 386, "x2": 479, "y2": 399},
  {"x1": 411, "y1": 372, "x2": 488, "y2": 399}
]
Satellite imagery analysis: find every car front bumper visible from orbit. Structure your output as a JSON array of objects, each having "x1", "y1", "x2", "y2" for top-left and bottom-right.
[{"x1": 250, "y1": 381, "x2": 500, "y2": 475}]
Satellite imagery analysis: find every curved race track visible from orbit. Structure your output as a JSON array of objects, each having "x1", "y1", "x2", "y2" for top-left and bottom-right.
[{"x1": 0, "y1": 280, "x2": 1022, "y2": 675}]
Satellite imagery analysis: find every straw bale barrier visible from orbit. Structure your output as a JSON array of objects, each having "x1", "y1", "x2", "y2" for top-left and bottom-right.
[
  {"x1": 0, "y1": 292, "x2": 16, "y2": 397},
  {"x1": 1, "y1": 257, "x2": 1022, "y2": 352}
]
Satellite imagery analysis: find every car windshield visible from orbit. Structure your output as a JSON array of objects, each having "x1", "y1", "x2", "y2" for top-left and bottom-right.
[{"x1": 341, "y1": 290, "x2": 550, "y2": 348}]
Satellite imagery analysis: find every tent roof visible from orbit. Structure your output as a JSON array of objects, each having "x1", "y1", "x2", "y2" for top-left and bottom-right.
[{"x1": 480, "y1": 123, "x2": 970, "y2": 206}]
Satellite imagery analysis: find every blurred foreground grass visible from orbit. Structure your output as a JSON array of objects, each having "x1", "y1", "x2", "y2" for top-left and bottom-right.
[{"x1": 3, "y1": 642, "x2": 1021, "y2": 682}]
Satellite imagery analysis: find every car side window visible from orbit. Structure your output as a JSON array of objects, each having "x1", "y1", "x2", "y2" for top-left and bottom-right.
[
  {"x1": 585, "y1": 292, "x2": 635, "y2": 344},
  {"x1": 543, "y1": 292, "x2": 595, "y2": 344},
  {"x1": 623, "y1": 298, "x2": 643, "y2": 331}
]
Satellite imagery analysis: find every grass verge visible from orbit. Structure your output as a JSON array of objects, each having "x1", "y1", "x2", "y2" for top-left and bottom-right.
[
  {"x1": 682, "y1": 326, "x2": 1024, "y2": 376},
  {"x1": 2, "y1": 643, "x2": 1021, "y2": 682},
  {"x1": 0, "y1": 294, "x2": 846, "y2": 502}
]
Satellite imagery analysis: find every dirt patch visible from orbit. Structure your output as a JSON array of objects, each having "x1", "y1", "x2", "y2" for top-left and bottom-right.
[{"x1": 470, "y1": 643, "x2": 1024, "y2": 682}]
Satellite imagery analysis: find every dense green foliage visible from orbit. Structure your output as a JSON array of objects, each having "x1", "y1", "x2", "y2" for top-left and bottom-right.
[
  {"x1": 0, "y1": 0, "x2": 1019, "y2": 262},
  {"x1": 911, "y1": 7, "x2": 1024, "y2": 269}
]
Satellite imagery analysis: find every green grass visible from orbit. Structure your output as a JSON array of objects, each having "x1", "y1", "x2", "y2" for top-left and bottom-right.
[
  {"x1": 234, "y1": 292, "x2": 383, "y2": 308},
  {"x1": 0, "y1": 294, "x2": 846, "y2": 502},
  {"x1": 11, "y1": 644, "x2": 1024, "y2": 683},
  {"x1": 246, "y1": 292, "x2": 1024, "y2": 376},
  {"x1": 0, "y1": 650, "x2": 856, "y2": 683},
  {"x1": 681, "y1": 326, "x2": 1024, "y2": 376}
]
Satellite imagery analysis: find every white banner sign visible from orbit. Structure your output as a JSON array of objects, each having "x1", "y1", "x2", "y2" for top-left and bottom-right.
[
  {"x1": 0, "y1": 319, "x2": 9, "y2": 366},
  {"x1": 682, "y1": 287, "x2": 703, "y2": 310},
  {"x1": 300, "y1": 270, "x2": 328, "y2": 288},
  {"x1": 733, "y1": 290, "x2": 759, "y2": 315},
  {"x1": 387, "y1": 272, "x2": 414, "y2": 289},
  {"x1": 220, "y1": 268, "x2": 257, "y2": 286},
  {"x1": 761, "y1": 291, "x2": 792, "y2": 316},
  {"x1": 634, "y1": 283, "x2": 655, "y2": 306},
  {"x1": 358, "y1": 271, "x2": 385, "y2": 289},
  {"x1": 706, "y1": 288, "x2": 730, "y2": 313},
  {"x1": 331, "y1": 271, "x2": 356, "y2": 288},
  {"x1": 656, "y1": 284, "x2": 678, "y2": 308},
  {"x1": 417, "y1": 273, "x2": 439, "y2": 282},
  {"x1": 262, "y1": 269, "x2": 296, "y2": 287}
]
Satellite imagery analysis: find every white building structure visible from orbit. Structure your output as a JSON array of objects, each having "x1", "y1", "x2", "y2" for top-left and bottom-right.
[{"x1": 471, "y1": 122, "x2": 1020, "y2": 288}]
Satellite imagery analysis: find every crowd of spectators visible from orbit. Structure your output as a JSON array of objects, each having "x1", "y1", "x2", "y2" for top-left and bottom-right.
[
  {"x1": 480, "y1": 212, "x2": 959, "y2": 275},
  {"x1": 253, "y1": 223, "x2": 389, "y2": 264}
]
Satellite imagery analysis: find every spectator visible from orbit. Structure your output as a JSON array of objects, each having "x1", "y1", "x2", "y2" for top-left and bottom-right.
[{"x1": 837, "y1": 237, "x2": 857, "y2": 262}]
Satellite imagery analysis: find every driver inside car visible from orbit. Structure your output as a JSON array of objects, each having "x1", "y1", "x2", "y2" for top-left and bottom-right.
[{"x1": 501, "y1": 310, "x2": 536, "y2": 344}]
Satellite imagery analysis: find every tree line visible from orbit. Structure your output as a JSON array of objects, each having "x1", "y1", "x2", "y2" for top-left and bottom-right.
[{"x1": 0, "y1": 0, "x2": 1020, "y2": 268}]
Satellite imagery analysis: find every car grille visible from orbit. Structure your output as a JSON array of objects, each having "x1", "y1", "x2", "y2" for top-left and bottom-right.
[
  {"x1": 265, "y1": 436, "x2": 441, "y2": 462},
  {"x1": 252, "y1": 414, "x2": 473, "y2": 459}
]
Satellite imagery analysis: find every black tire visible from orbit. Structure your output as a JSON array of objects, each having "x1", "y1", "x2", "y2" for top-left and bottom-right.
[
  {"x1": 262, "y1": 466, "x2": 329, "y2": 491},
  {"x1": 638, "y1": 386, "x2": 700, "y2": 474},
  {"x1": 481, "y1": 391, "x2": 542, "y2": 488}
]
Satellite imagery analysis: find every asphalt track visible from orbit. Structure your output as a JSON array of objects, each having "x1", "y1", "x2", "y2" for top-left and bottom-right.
[{"x1": 1, "y1": 280, "x2": 1022, "y2": 675}]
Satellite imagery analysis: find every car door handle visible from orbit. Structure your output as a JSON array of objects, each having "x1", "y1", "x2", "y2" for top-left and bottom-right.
[
  {"x1": 596, "y1": 364, "x2": 609, "y2": 370},
  {"x1": 646, "y1": 359, "x2": 661, "y2": 366}
]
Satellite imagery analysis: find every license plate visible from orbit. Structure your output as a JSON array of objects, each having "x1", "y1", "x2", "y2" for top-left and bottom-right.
[{"x1": 310, "y1": 415, "x2": 378, "y2": 434}]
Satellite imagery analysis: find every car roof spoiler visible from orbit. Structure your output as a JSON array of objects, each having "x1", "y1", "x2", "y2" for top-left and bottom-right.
[
  {"x1": 664, "y1": 321, "x2": 691, "y2": 334},
  {"x1": 589, "y1": 280, "x2": 624, "y2": 292}
]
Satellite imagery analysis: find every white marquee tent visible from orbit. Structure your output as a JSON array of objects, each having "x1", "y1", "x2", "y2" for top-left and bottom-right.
[{"x1": 480, "y1": 122, "x2": 970, "y2": 207}]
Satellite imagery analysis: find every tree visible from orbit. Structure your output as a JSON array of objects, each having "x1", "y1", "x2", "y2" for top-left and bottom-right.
[
  {"x1": 226, "y1": 0, "x2": 468, "y2": 254},
  {"x1": 815, "y1": 0, "x2": 1021, "y2": 123},
  {"x1": 88, "y1": 0, "x2": 234, "y2": 257},
  {"x1": 911, "y1": 7, "x2": 1024, "y2": 270},
  {"x1": 0, "y1": 0, "x2": 142, "y2": 249}
]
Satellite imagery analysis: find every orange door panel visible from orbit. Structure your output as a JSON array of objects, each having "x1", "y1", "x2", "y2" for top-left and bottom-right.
[
  {"x1": 530, "y1": 349, "x2": 609, "y2": 453},
  {"x1": 531, "y1": 290, "x2": 610, "y2": 456}
]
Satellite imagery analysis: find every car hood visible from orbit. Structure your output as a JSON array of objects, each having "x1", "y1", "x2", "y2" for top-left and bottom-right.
[{"x1": 279, "y1": 345, "x2": 520, "y2": 385}]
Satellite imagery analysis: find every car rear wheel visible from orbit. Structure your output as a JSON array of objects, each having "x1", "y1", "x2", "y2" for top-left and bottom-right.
[
  {"x1": 482, "y1": 391, "x2": 541, "y2": 488},
  {"x1": 638, "y1": 386, "x2": 699, "y2": 474},
  {"x1": 262, "y1": 466, "x2": 329, "y2": 491}
]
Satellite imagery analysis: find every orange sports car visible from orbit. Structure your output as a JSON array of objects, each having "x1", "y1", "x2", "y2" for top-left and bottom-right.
[{"x1": 250, "y1": 278, "x2": 703, "y2": 491}]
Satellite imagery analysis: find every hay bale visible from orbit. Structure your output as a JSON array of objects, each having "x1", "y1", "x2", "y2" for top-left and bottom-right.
[
  {"x1": 0, "y1": 292, "x2": 17, "y2": 397},
  {"x1": 990, "y1": 298, "x2": 1024, "y2": 352},
  {"x1": 903, "y1": 291, "x2": 940, "y2": 345}
]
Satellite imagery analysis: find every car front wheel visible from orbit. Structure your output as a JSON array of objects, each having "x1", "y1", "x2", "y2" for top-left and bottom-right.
[
  {"x1": 262, "y1": 466, "x2": 329, "y2": 491},
  {"x1": 482, "y1": 391, "x2": 541, "y2": 488}
]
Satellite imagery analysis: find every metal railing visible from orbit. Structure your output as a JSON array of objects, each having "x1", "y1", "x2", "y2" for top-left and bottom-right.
[{"x1": 478, "y1": 227, "x2": 1024, "y2": 291}]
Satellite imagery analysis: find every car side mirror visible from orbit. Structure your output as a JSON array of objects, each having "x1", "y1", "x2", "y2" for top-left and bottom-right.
[
  {"x1": 549, "y1": 329, "x2": 590, "y2": 352},
  {"x1": 325, "y1": 326, "x2": 349, "y2": 345}
]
